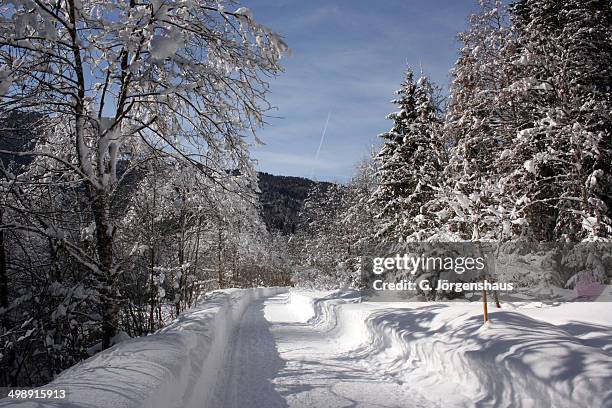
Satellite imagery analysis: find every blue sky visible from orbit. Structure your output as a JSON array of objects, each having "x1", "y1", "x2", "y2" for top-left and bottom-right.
[{"x1": 248, "y1": 0, "x2": 481, "y2": 183}]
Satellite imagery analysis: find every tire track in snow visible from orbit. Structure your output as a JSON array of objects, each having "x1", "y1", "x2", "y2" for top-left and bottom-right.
[
  {"x1": 221, "y1": 294, "x2": 288, "y2": 408},
  {"x1": 220, "y1": 292, "x2": 436, "y2": 408}
]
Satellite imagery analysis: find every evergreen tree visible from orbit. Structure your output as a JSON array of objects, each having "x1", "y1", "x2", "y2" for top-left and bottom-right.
[
  {"x1": 343, "y1": 155, "x2": 379, "y2": 251},
  {"x1": 371, "y1": 68, "x2": 445, "y2": 241},
  {"x1": 442, "y1": 0, "x2": 514, "y2": 241},
  {"x1": 499, "y1": 0, "x2": 612, "y2": 241}
]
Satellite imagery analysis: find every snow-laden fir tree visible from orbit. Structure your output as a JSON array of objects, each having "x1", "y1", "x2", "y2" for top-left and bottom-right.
[
  {"x1": 371, "y1": 68, "x2": 445, "y2": 242},
  {"x1": 496, "y1": 0, "x2": 612, "y2": 241},
  {"x1": 342, "y1": 155, "x2": 379, "y2": 251},
  {"x1": 335, "y1": 155, "x2": 379, "y2": 286},
  {"x1": 440, "y1": 0, "x2": 515, "y2": 242}
]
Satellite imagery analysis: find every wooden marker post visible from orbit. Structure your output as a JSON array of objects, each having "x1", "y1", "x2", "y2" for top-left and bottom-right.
[{"x1": 482, "y1": 277, "x2": 489, "y2": 323}]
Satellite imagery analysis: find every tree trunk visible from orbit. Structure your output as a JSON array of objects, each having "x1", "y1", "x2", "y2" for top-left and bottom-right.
[
  {"x1": 68, "y1": 0, "x2": 121, "y2": 349},
  {"x1": 218, "y1": 228, "x2": 224, "y2": 288},
  {"x1": 91, "y1": 193, "x2": 118, "y2": 350},
  {"x1": 176, "y1": 201, "x2": 186, "y2": 315},
  {"x1": 187, "y1": 216, "x2": 203, "y2": 309},
  {"x1": 148, "y1": 246, "x2": 156, "y2": 334},
  {"x1": 487, "y1": 274, "x2": 502, "y2": 309},
  {"x1": 0, "y1": 209, "x2": 9, "y2": 325},
  {"x1": 493, "y1": 289, "x2": 501, "y2": 309}
]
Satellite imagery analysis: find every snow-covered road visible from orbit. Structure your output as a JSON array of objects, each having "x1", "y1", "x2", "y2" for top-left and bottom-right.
[
  {"x1": 1, "y1": 289, "x2": 609, "y2": 408},
  {"x1": 218, "y1": 292, "x2": 433, "y2": 408}
]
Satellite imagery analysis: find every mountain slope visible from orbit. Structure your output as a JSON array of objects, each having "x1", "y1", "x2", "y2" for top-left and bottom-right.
[{"x1": 257, "y1": 172, "x2": 332, "y2": 234}]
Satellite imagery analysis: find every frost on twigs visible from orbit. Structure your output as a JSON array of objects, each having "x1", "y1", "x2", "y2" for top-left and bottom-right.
[
  {"x1": 0, "y1": 0, "x2": 290, "y2": 377},
  {"x1": 0, "y1": 0, "x2": 289, "y2": 194}
]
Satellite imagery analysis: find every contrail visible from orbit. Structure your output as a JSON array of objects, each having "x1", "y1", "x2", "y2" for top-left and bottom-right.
[{"x1": 310, "y1": 111, "x2": 331, "y2": 180}]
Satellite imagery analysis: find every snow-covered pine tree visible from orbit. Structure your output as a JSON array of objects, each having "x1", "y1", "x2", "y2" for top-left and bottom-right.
[
  {"x1": 442, "y1": 0, "x2": 514, "y2": 242},
  {"x1": 499, "y1": 0, "x2": 612, "y2": 241},
  {"x1": 371, "y1": 68, "x2": 445, "y2": 241},
  {"x1": 343, "y1": 155, "x2": 379, "y2": 251},
  {"x1": 334, "y1": 155, "x2": 379, "y2": 286}
]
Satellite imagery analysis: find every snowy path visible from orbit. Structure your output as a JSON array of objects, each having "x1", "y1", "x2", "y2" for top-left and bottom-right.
[
  {"x1": 219, "y1": 292, "x2": 433, "y2": 408},
  {"x1": 2, "y1": 289, "x2": 609, "y2": 408}
]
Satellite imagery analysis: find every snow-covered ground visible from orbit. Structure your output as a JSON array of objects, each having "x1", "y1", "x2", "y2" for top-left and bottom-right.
[
  {"x1": 0, "y1": 287, "x2": 285, "y2": 408},
  {"x1": 1, "y1": 289, "x2": 610, "y2": 408}
]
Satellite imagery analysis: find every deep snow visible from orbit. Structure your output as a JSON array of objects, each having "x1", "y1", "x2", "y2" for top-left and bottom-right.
[
  {"x1": 1, "y1": 289, "x2": 610, "y2": 408},
  {"x1": 0, "y1": 287, "x2": 285, "y2": 408}
]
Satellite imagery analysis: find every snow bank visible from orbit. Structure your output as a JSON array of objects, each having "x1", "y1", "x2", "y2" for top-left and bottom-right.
[
  {"x1": 290, "y1": 289, "x2": 361, "y2": 328},
  {"x1": 362, "y1": 305, "x2": 612, "y2": 407},
  {"x1": 292, "y1": 292, "x2": 612, "y2": 408},
  {"x1": 0, "y1": 287, "x2": 285, "y2": 408}
]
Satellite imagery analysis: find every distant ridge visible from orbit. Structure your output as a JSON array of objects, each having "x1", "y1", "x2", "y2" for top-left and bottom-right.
[
  {"x1": 257, "y1": 172, "x2": 332, "y2": 234},
  {"x1": 0, "y1": 114, "x2": 328, "y2": 236}
]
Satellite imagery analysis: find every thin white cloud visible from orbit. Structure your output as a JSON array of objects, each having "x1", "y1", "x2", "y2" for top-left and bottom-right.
[{"x1": 247, "y1": 0, "x2": 476, "y2": 181}]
